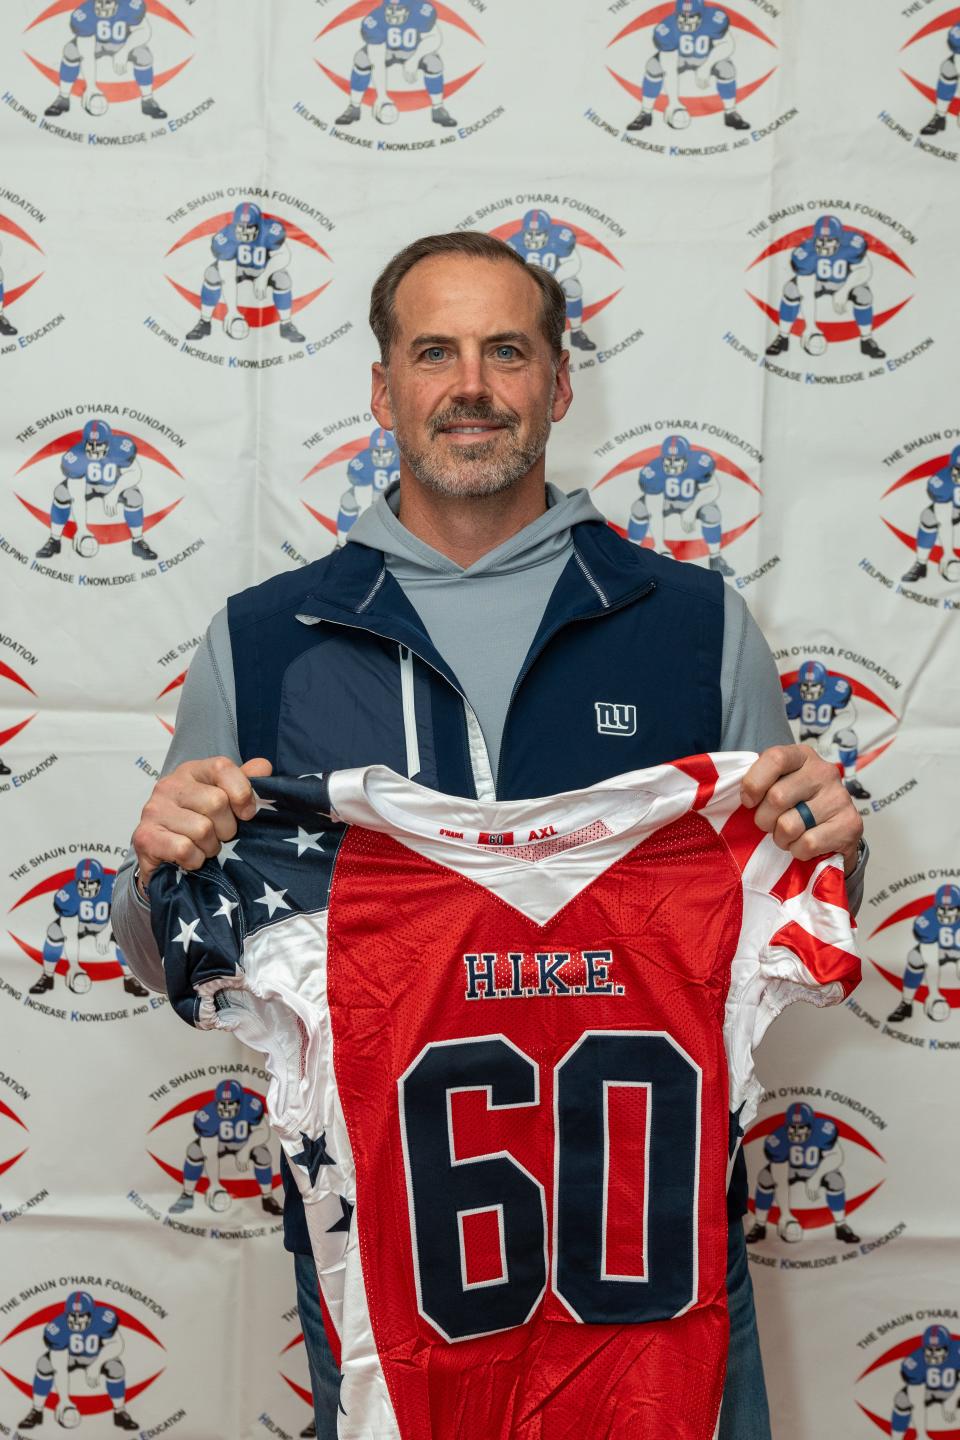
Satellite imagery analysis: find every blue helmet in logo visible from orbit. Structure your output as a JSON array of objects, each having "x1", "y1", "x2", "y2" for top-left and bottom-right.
[
  {"x1": 74, "y1": 857, "x2": 105, "y2": 899},
  {"x1": 950, "y1": 444, "x2": 960, "y2": 479},
  {"x1": 660, "y1": 435, "x2": 691, "y2": 476},
  {"x1": 935, "y1": 883, "x2": 960, "y2": 924},
  {"x1": 798, "y1": 660, "x2": 827, "y2": 702},
  {"x1": 215, "y1": 1078, "x2": 244, "y2": 1119},
  {"x1": 785, "y1": 1102, "x2": 815, "y2": 1142},
  {"x1": 232, "y1": 202, "x2": 262, "y2": 245},
  {"x1": 66, "y1": 1291, "x2": 95, "y2": 1332},
  {"x1": 369, "y1": 428, "x2": 397, "y2": 470},
  {"x1": 521, "y1": 209, "x2": 552, "y2": 251},
  {"x1": 813, "y1": 215, "x2": 844, "y2": 258},
  {"x1": 923, "y1": 1324, "x2": 951, "y2": 1364},
  {"x1": 676, "y1": 0, "x2": 705, "y2": 31},
  {"x1": 82, "y1": 419, "x2": 112, "y2": 460}
]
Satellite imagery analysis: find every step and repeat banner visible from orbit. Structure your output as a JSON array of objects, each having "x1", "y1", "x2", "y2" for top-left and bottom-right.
[{"x1": 1, "y1": 1, "x2": 958, "y2": 1436}]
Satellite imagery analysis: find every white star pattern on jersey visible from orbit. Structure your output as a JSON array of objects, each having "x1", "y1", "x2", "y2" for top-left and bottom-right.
[
  {"x1": 212, "y1": 894, "x2": 239, "y2": 924},
  {"x1": 218, "y1": 839, "x2": 243, "y2": 864},
  {"x1": 172, "y1": 916, "x2": 201, "y2": 952},
  {"x1": 284, "y1": 828, "x2": 325, "y2": 857},
  {"x1": 255, "y1": 883, "x2": 290, "y2": 918}
]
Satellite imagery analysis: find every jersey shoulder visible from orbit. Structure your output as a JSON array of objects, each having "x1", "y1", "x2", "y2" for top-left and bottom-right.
[
  {"x1": 843, "y1": 230, "x2": 867, "y2": 260},
  {"x1": 705, "y1": 9, "x2": 730, "y2": 38},
  {"x1": 111, "y1": 435, "x2": 137, "y2": 465},
  {"x1": 914, "y1": 906, "x2": 939, "y2": 942},
  {"x1": 361, "y1": 5, "x2": 389, "y2": 41},
  {"x1": 194, "y1": 1105, "x2": 220, "y2": 1138},
  {"x1": 263, "y1": 218, "x2": 286, "y2": 248},
  {"x1": 826, "y1": 674, "x2": 852, "y2": 705},
  {"x1": 44, "y1": 1315, "x2": 69, "y2": 1349},
  {"x1": 70, "y1": 5, "x2": 97, "y2": 38},
  {"x1": 812, "y1": 1115, "x2": 838, "y2": 1149},
  {"x1": 415, "y1": 1, "x2": 437, "y2": 30},
  {"x1": 212, "y1": 229, "x2": 237, "y2": 261},
  {"x1": 241, "y1": 1092, "x2": 264, "y2": 1123},
  {"x1": 549, "y1": 224, "x2": 576, "y2": 257},
  {"x1": 653, "y1": 17, "x2": 679, "y2": 48},
  {"x1": 763, "y1": 1127, "x2": 789, "y2": 1162},
  {"x1": 791, "y1": 241, "x2": 817, "y2": 276},
  {"x1": 62, "y1": 449, "x2": 86, "y2": 479},
  {"x1": 54, "y1": 882, "x2": 80, "y2": 917},
  {"x1": 901, "y1": 1347, "x2": 925, "y2": 1382},
  {"x1": 92, "y1": 1306, "x2": 119, "y2": 1340}
]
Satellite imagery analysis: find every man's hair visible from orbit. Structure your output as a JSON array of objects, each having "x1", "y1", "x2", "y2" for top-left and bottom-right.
[{"x1": 369, "y1": 231, "x2": 567, "y2": 363}]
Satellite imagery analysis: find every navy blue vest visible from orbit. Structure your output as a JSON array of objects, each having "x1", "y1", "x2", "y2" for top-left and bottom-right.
[{"x1": 228, "y1": 518, "x2": 733, "y2": 1249}]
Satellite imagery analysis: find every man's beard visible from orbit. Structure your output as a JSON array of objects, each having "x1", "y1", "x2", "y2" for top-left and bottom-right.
[{"x1": 389, "y1": 394, "x2": 553, "y2": 499}]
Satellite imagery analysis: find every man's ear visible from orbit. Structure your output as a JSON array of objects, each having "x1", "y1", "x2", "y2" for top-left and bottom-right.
[
  {"x1": 551, "y1": 349, "x2": 573, "y2": 422},
  {"x1": 371, "y1": 361, "x2": 394, "y2": 429}
]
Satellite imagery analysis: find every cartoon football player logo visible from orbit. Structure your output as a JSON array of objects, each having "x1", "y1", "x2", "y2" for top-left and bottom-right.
[
  {"x1": 43, "y1": 0, "x2": 168, "y2": 121},
  {"x1": 505, "y1": 211, "x2": 597, "y2": 353},
  {"x1": 918, "y1": 23, "x2": 960, "y2": 137},
  {"x1": 18, "y1": 1290, "x2": 139, "y2": 1432},
  {"x1": 627, "y1": 434, "x2": 735, "y2": 576},
  {"x1": 782, "y1": 659, "x2": 871, "y2": 801},
  {"x1": 744, "y1": 1101, "x2": 861, "y2": 1246},
  {"x1": 0, "y1": 240, "x2": 17, "y2": 338},
  {"x1": 765, "y1": 214, "x2": 887, "y2": 362},
  {"x1": 626, "y1": 0, "x2": 750, "y2": 133},
  {"x1": 900, "y1": 443, "x2": 960, "y2": 585},
  {"x1": 334, "y1": 1, "x2": 457, "y2": 128},
  {"x1": 28, "y1": 857, "x2": 148, "y2": 999},
  {"x1": 34, "y1": 420, "x2": 157, "y2": 564},
  {"x1": 887, "y1": 883, "x2": 960, "y2": 1026},
  {"x1": 336, "y1": 427, "x2": 399, "y2": 545},
  {"x1": 890, "y1": 1324, "x2": 960, "y2": 1438},
  {"x1": 167, "y1": 1079, "x2": 284, "y2": 1218},
  {"x1": 185, "y1": 202, "x2": 306, "y2": 345}
]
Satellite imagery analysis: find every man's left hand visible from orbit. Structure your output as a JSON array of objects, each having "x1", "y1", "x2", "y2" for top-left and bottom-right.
[{"x1": 740, "y1": 743, "x2": 863, "y2": 876}]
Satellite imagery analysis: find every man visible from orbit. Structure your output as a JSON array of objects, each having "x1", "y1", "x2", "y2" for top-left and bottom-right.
[{"x1": 113, "y1": 231, "x2": 865, "y2": 1439}]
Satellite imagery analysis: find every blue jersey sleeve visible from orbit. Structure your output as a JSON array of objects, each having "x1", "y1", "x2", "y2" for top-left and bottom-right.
[
  {"x1": 811, "y1": 1116, "x2": 838, "y2": 1155},
  {"x1": 54, "y1": 882, "x2": 80, "y2": 920},
  {"x1": 900, "y1": 1348, "x2": 925, "y2": 1386},
  {"x1": 826, "y1": 675, "x2": 852, "y2": 710},
  {"x1": 704, "y1": 9, "x2": 730, "y2": 40},
  {"x1": 639, "y1": 459, "x2": 666, "y2": 496},
  {"x1": 415, "y1": 2, "x2": 437, "y2": 35},
  {"x1": 549, "y1": 225, "x2": 576, "y2": 262},
  {"x1": 692, "y1": 450, "x2": 716, "y2": 485},
  {"x1": 194, "y1": 1105, "x2": 220, "y2": 1139},
  {"x1": 913, "y1": 906, "x2": 940, "y2": 944},
  {"x1": 111, "y1": 436, "x2": 137, "y2": 471},
  {"x1": 70, "y1": 4, "x2": 97, "y2": 39},
  {"x1": 843, "y1": 231, "x2": 867, "y2": 263},
  {"x1": 783, "y1": 683, "x2": 801, "y2": 721},
  {"x1": 61, "y1": 449, "x2": 86, "y2": 481},
  {"x1": 44, "y1": 1316, "x2": 70, "y2": 1351},
  {"x1": 92, "y1": 1307, "x2": 119, "y2": 1342},
  {"x1": 361, "y1": 6, "x2": 389, "y2": 43},
  {"x1": 263, "y1": 219, "x2": 286, "y2": 253},
  {"x1": 653, "y1": 18, "x2": 679, "y2": 51},
  {"x1": 762, "y1": 1126, "x2": 790, "y2": 1164},
  {"x1": 791, "y1": 242, "x2": 817, "y2": 278},
  {"x1": 241, "y1": 1093, "x2": 265, "y2": 1127},
  {"x1": 212, "y1": 229, "x2": 238, "y2": 262}
]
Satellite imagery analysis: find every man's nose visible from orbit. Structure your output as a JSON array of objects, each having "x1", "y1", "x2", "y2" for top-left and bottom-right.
[{"x1": 448, "y1": 349, "x2": 491, "y2": 403}]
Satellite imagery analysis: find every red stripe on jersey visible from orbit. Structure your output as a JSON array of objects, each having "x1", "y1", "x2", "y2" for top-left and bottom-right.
[
  {"x1": 672, "y1": 753, "x2": 720, "y2": 810},
  {"x1": 719, "y1": 805, "x2": 767, "y2": 874},
  {"x1": 767, "y1": 920, "x2": 861, "y2": 991},
  {"x1": 769, "y1": 856, "x2": 819, "y2": 904},
  {"x1": 811, "y1": 865, "x2": 850, "y2": 911}
]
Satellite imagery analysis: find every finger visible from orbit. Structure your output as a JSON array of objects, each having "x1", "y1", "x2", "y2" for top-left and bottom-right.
[
  {"x1": 133, "y1": 816, "x2": 211, "y2": 881},
  {"x1": 740, "y1": 744, "x2": 807, "y2": 809},
  {"x1": 183, "y1": 756, "x2": 260, "y2": 819},
  {"x1": 775, "y1": 811, "x2": 856, "y2": 864},
  {"x1": 753, "y1": 767, "x2": 844, "y2": 836},
  {"x1": 160, "y1": 777, "x2": 241, "y2": 840}
]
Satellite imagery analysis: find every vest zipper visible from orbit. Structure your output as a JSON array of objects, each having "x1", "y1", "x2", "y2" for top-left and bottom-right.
[{"x1": 398, "y1": 644, "x2": 421, "y2": 781}]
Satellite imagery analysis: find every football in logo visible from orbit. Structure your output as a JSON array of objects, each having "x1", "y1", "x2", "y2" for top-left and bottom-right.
[
  {"x1": 593, "y1": 432, "x2": 760, "y2": 580},
  {"x1": 0, "y1": 1288, "x2": 165, "y2": 1429},
  {"x1": 749, "y1": 214, "x2": 914, "y2": 362},
  {"x1": 868, "y1": 884, "x2": 960, "y2": 1023},
  {"x1": 742, "y1": 1101, "x2": 884, "y2": 1247},
  {"x1": 165, "y1": 200, "x2": 332, "y2": 344},
  {"x1": 316, "y1": 1, "x2": 484, "y2": 129},
  {"x1": 606, "y1": 1, "x2": 778, "y2": 133},
  {"x1": 147, "y1": 1080, "x2": 284, "y2": 1220},
  {"x1": 23, "y1": 0, "x2": 194, "y2": 120},
  {"x1": 779, "y1": 659, "x2": 898, "y2": 803},
  {"x1": 16, "y1": 419, "x2": 184, "y2": 565}
]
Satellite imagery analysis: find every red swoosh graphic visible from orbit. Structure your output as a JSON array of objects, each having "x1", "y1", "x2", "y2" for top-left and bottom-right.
[
  {"x1": 608, "y1": 65, "x2": 775, "y2": 114},
  {"x1": 748, "y1": 225, "x2": 914, "y2": 276},
  {"x1": 0, "y1": 660, "x2": 36, "y2": 696},
  {"x1": 10, "y1": 866, "x2": 116, "y2": 911},
  {"x1": 0, "y1": 214, "x2": 43, "y2": 253},
  {"x1": 165, "y1": 212, "x2": 331, "y2": 261},
  {"x1": 747, "y1": 292, "x2": 911, "y2": 342},
  {"x1": 0, "y1": 716, "x2": 36, "y2": 748},
  {"x1": 166, "y1": 277, "x2": 329, "y2": 325},
  {"x1": 17, "y1": 429, "x2": 183, "y2": 478},
  {"x1": 16, "y1": 493, "x2": 182, "y2": 543},
  {"x1": 882, "y1": 453, "x2": 949, "y2": 498},
  {"x1": 869, "y1": 894, "x2": 934, "y2": 938},
  {"x1": 901, "y1": 70, "x2": 960, "y2": 115},
  {"x1": 302, "y1": 502, "x2": 338, "y2": 536},
  {"x1": 24, "y1": 53, "x2": 191, "y2": 100},
  {"x1": 902, "y1": 6, "x2": 960, "y2": 48},
  {"x1": 317, "y1": 60, "x2": 482, "y2": 109},
  {"x1": 301, "y1": 438, "x2": 367, "y2": 481},
  {"x1": 595, "y1": 444, "x2": 761, "y2": 494}
]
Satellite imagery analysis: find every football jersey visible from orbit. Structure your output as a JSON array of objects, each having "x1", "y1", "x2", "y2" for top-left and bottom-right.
[{"x1": 152, "y1": 753, "x2": 859, "y2": 1440}]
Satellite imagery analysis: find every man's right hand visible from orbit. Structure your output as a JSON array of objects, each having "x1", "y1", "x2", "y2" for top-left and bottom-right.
[{"x1": 132, "y1": 756, "x2": 273, "y2": 896}]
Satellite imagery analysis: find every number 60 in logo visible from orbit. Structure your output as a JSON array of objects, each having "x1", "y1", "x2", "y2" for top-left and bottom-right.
[{"x1": 399, "y1": 1031, "x2": 702, "y2": 1342}]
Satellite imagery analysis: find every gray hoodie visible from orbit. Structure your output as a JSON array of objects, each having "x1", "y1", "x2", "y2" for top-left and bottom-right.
[{"x1": 113, "y1": 484, "x2": 864, "y2": 991}]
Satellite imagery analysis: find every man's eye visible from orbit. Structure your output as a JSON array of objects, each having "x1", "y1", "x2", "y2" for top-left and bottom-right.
[
  {"x1": 495, "y1": 345, "x2": 518, "y2": 359},
  {"x1": 423, "y1": 347, "x2": 446, "y2": 362}
]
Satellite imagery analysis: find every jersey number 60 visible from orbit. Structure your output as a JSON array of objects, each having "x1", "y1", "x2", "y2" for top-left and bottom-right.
[{"x1": 399, "y1": 1031, "x2": 701, "y2": 1341}]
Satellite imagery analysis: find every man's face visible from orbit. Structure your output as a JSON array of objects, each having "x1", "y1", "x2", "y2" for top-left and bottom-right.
[{"x1": 371, "y1": 255, "x2": 572, "y2": 500}]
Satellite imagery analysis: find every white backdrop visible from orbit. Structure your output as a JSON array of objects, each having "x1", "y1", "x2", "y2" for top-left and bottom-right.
[{"x1": 1, "y1": 1, "x2": 958, "y2": 1436}]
